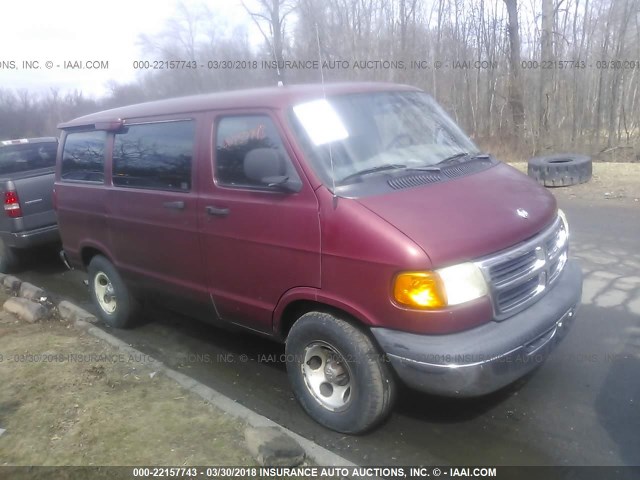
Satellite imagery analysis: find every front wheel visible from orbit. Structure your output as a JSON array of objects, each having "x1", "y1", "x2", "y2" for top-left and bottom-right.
[
  {"x1": 87, "y1": 255, "x2": 139, "y2": 328},
  {"x1": 285, "y1": 312, "x2": 396, "y2": 434}
]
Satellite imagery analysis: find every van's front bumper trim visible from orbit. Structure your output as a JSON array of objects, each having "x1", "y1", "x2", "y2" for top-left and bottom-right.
[{"x1": 371, "y1": 260, "x2": 582, "y2": 397}]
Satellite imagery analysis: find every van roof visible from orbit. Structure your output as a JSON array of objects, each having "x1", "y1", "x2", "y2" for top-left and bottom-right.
[{"x1": 58, "y1": 82, "x2": 420, "y2": 129}]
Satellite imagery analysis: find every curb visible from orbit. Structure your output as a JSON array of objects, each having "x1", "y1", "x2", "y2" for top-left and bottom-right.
[{"x1": 0, "y1": 273, "x2": 357, "y2": 468}]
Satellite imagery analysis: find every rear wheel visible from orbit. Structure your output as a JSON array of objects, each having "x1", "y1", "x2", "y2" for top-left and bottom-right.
[
  {"x1": 87, "y1": 255, "x2": 139, "y2": 328},
  {"x1": 285, "y1": 312, "x2": 396, "y2": 434}
]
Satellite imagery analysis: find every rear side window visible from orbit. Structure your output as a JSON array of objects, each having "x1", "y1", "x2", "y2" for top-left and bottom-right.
[
  {"x1": 215, "y1": 115, "x2": 299, "y2": 188},
  {"x1": 0, "y1": 142, "x2": 57, "y2": 175},
  {"x1": 61, "y1": 131, "x2": 106, "y2": 182},
  {"x1": 113, "y1": 121, "x2": 194, "y2": 191}
]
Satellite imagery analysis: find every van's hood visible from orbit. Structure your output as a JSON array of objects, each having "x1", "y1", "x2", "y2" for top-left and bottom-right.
[{"x1": 356, "y1": 163, "x2": 557, "y2": 267}]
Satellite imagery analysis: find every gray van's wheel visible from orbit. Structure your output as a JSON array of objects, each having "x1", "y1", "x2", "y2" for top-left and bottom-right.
[
  {"x1": 87, "y1": 255, "x2": 139, "y2": 328},
  {"x1": 527, "y1": 154, "x2": 592, "y2": 187},
  {"x1": 0, "y1": 240, "x2": 20, "y2": 273},
  {"x1": 285, "y1": 312, "x2": 396, "y2": 434}
]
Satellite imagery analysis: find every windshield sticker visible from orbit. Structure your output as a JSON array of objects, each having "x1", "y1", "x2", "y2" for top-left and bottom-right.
[{"x1": 293, "y1": 99, "x2": 349, "y2": 146}]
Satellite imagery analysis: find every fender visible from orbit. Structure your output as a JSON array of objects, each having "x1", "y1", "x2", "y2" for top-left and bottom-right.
[
  {"x1": 78, "y1": 238, "x2": 115, "y2": 266},
  {"x1": 272, "y1": 286, "x2": 379, "y2": 335}
]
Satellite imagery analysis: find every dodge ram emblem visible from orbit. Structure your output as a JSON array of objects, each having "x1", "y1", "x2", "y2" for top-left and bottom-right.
[{"x1": 516, "y1": 208, "x2": 529, "y2": 219}]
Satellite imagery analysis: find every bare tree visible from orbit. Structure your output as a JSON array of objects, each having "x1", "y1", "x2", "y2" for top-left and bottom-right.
[
  {"x1": 242, "y1": 0, "x2": 296, "y2": 82},
  {"x1": 2, "y1": 0, "x2": 639, "y2": 162},
  {"x1": 504, "y1": 0, "x2": 526, "y2": 141},
  {"x1": 539, "y1": 0, "x2": 554, "y2": 142}
]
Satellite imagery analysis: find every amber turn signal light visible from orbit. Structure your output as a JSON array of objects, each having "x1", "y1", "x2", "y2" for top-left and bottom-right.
[{"x1": 393, "y1": 272, "x2": 447, "y2": 309}]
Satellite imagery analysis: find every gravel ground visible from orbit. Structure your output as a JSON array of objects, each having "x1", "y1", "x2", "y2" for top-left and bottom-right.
[{"x1": 509, "y1": 162, "x2": 640, "y2": 205}]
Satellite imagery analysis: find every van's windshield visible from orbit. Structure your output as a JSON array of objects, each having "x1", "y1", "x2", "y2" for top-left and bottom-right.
[{"x1": 291, "y1": 91, "x2": 480, "y2": 187}]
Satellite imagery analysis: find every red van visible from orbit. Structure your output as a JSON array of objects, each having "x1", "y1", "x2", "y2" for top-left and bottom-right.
[{"x1": 55, "y1": 83, "x2": 582, "y2": 433}]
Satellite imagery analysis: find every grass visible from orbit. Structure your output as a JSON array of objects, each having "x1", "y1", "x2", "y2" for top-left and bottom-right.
[{"x1": 0, "y1": 290, "x2": 257, "y2": 467}]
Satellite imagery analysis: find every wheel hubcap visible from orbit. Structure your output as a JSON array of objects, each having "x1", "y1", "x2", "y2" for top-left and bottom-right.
[
  {"x1": 302, "y1": 342, "x2": 353, "y2": 411},
  {"x1": 94, "y1": 272, "x2": 117, "y2": 314}
]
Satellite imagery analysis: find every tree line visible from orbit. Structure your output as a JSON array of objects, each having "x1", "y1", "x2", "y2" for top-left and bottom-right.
[{"x1": 1, "y1": 0, "x2": 638, "y2": 162}]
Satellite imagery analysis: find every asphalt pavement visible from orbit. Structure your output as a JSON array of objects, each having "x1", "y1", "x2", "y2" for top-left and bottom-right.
[{"x1": 17, "y1": 197, "x2": 640, "y2": 467}]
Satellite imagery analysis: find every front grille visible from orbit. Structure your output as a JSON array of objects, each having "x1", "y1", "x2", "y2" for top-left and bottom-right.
[
  {"x1": 489, "y1": 250, "x2": 538, "y2": 285},
  {"x1": 476, "y1": 216, "x2": 568, "y2": 320}
]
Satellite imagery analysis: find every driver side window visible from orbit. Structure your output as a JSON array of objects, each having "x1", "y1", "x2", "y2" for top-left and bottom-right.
[{"x1": 214, "y1": 115, "x2": 299, "y2": 189}]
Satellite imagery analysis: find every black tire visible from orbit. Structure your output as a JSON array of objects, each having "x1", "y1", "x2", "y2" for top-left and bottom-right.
[
  {"x1": 87, "y1": 255, "x2": 139, "y2": 328},
  {"x1": 0, "y1": 239, "x2": 20, "y2": 273},
  {"x1": 527, "y1": 153, "x2": 592, "y2": 187},
  {"x1": 285, "y1": 312, "x2": 396, "y2": 434}
]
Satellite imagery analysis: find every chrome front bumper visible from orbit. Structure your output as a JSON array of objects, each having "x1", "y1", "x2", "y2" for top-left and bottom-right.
[{"x1": 372, "y1": 260, "x2": 582, "y2": 397}]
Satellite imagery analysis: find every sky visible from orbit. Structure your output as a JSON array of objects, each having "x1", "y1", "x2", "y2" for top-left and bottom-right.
[{"x1": 0, "y1": 0, "x2": 258, "y2": 97}]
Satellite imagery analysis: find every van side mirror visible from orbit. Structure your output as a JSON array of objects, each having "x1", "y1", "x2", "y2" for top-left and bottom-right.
[{"x1": 244, "y1": 148, "x2": 302, "y2": 193}]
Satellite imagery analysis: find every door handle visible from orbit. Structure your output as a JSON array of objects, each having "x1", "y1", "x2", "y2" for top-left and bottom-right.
[
  {"x1": 205, "y1": 205, "x2": 230, "y2": 217},
  {"x1": 163, "y1": 201, "x2": 185, "y2": 210}
]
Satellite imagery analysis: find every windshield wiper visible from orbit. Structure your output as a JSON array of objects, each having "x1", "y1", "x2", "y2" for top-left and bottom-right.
[
  {"x1": 405, "y1": 166, "x2": 442, "y2": 172},
  {"x1": 436, "y1": 152, "x2": 470, "y2": 165},
  {"x1": 404, "y1": 153, "x2": 489, "y2": 172},
  {"x1": 436, "y1": 152, "x2": 489, "y2": 166},
  {"x1": 339, "y1": 164, "x2": 406, "y2": 184}
]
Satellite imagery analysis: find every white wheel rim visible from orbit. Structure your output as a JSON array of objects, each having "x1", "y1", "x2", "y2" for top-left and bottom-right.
[
  {"x1": 301, "y1": 341, "x2": 353, "y2": 412},
  {"x1": 94, "y1": 271, "x2": 117, "y2": 314}
]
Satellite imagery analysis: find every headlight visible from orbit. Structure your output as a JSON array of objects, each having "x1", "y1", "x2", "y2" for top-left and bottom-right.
[
  {"x1": 393, "y1": 262, "x2": 488, "y2": 309},
  {"x1": 437, "y1": 262, "x2": 489, "y2": 305}
]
